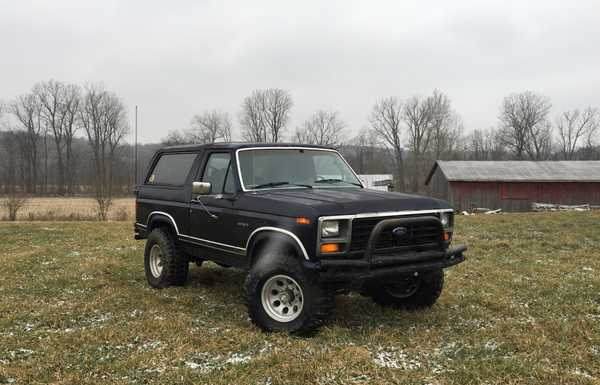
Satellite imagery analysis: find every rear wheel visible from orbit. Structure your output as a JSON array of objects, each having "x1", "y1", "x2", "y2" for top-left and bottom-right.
[
  {"x1": 244, "y1": 253, "x2": 334, "y2": 333},
  {"x1": 144, "y1": 228, "x2": 189, "y2": 288},
  {"x1": 368, "y1": 269, "x2": 444, "y2": 309}
]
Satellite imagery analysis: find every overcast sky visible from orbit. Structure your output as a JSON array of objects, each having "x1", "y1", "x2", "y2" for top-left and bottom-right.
[{"x1": 1, "y1": 0, "x2": 599, "y2": 143}]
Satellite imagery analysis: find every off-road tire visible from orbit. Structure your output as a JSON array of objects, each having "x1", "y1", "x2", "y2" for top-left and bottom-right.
[
  {"x1": 244, "y1": 253, "x2": 334, "y2": 333},
  {"x1": 144, "y1": 228, "x2": 189, "y2": 288},
  {"x1": 369, "y1": 269, "x2": 444, "y2": 309}
]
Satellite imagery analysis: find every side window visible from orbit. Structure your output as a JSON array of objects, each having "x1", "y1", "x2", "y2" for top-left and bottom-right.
[
  {"x1": 202, "y1": 153, "x2": 231, "y2": 194},
  {"x1": 147, "y1": 153, "x2": 197, "y2": 186}
]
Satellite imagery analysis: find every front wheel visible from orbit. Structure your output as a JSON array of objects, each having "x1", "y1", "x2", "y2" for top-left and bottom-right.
[
  {"x1": 244, "y1": 254, "x2": 334, "y2": 333},
  {"x1": 368, "y1": 269, "x2": 444, "y2": 309}
]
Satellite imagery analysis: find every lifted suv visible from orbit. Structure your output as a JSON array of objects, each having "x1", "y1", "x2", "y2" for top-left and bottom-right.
[{"x1": 134, "y1": 143, "x2": 466, "y2": 333}]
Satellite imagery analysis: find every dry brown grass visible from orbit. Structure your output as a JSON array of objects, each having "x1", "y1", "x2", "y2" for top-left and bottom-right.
[
  {"x1": 0, "y1": 197, "x2": 135, "y2": 221},
  {"x1": 0, "y1": 213, "x2": 599, "y2": 384}
]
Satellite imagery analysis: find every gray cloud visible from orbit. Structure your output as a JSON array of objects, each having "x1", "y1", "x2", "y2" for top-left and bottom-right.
[{"x1": 1, "y1": 0, "x2": 599, "y2": 142}]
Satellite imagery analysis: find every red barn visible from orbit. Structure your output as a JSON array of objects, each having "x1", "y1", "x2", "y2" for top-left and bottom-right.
[{"x1": 425, "y1": 161, "x2": 600, "y2": 212}]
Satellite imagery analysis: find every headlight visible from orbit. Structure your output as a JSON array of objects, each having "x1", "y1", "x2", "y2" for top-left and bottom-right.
[
  {"x1": 440, "y1": 213, "x2": 450, "y2": 228},
  {"x1": 321, "y1": 220, "x2": 340, "y2": 238}
]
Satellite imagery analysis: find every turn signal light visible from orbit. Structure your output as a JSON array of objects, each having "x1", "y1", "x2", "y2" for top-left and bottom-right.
[
  {"x1": 296, "y1": 217, "x2": 311, "y2": 225},
  {"x1": 443, "y1": 232, "x2": 451, "y2": 241},
  {"x1": 320, "y1": 243, "x2": 340, "y2": 253}
]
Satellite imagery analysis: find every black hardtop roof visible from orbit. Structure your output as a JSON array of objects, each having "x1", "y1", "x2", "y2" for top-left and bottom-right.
[{"x1": 159, "y1": 142, "x2": 335, "y2": 153}]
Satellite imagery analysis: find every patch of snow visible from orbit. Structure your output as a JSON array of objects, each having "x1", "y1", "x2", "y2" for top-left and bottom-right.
[
  {"x1": 143, "y1": 367, "x2": 164, "y2": 374},
  {"x1": 184, "y1": 357, "x2": 219, "y2": 373},
  {"x1": 484, "y1": 340, "x2": 498, "y2": 351},
  {"x1": 139, "y1": 341, "x2": 162, "y2": 352},
  {"x1": 183, "y1": 351, "x2": 255, "y2": 373},
  {"x1": 6, "y1": 348, "x2": 34, "y2": 360},
  {"x1": 572, "y1": 368, "x2": 594, "y2": 379},
  {"x1": 351, "y1": 374, "x2": 370, "y2": 382},
  {"x1": 259, "y1": 342, "x2": 273, "y2": 355},
  {"x1": 225, "y1": 352, "x2": 252, "y2": 365},
  {"x1": 373, "y1": 349, "x2": 421, "y2": 370},
  {"x1": 317, "y1": 373, "x2": 337, "y2": 385},
  {"x1": 90, "y1": 313, "x2": 112, "y2": 323},
  {"x1": 184, "y1": 361, "x2": 202, "y2": 370}
]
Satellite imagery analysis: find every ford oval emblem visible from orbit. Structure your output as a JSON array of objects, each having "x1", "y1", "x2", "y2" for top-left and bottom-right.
[{"x1": 392, "y1": 226, "x2": 408, "y2": 240}]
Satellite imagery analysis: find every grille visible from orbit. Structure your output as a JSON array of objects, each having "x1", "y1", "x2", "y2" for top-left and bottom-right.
[{"x1": 350, "y1": 215, "x2": 441, "y2": 253}]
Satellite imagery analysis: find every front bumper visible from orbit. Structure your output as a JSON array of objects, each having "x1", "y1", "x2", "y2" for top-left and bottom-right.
[
  {"x1": 306, "y1": 215, "x2": 467, "y2": 288},
  {"x1": 306, "y1": 244, "x2": 466, "y2": 282}
]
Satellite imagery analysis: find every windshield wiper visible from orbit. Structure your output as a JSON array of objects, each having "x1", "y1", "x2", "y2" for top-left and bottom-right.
[
  {"x1": 253, "y1": 181, "x2": 313, "y2": 189},
  {"x1": 314, "y1": 178, "x2": 362, "y2": 187}
]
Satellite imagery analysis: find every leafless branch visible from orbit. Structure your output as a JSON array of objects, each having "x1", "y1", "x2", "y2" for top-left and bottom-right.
[
  {"x1": 294, "y1": 110, "x2": 345, "y2": 146},
  {"x1": 240, "y1": 89, "x2": 292, "y2": 142},
  {"x1": 498, "y1": 91, "x2": 552, "y2": 160}
]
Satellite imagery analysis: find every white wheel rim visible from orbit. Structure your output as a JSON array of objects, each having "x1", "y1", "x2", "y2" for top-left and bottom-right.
[
  {"x1": 149, "y1": 244, "x2": 163, "y2": 278},
  {"x1": 261, "y1": 274, "x2": 304, "y2": 323}
]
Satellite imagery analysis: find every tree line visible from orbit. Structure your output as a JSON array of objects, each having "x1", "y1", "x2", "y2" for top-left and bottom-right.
[
  {"x1": 0, "y1": 81, "x2": 134, "y2": 219},
  {"x1": 1, "y1": 82, "x2": 599, "y2": 211},
  {"x1": 163, "y1": 88, "x2": 600, "y2": 192}
]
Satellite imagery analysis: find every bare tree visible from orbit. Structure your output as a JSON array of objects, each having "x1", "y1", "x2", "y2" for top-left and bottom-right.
[
  {"x1": 466, "y1": 128, "x2": 506, "y2": 160},
  {"x1": 240, "y1": 92, "x2": 265, "y2": 142},
  {"x1": 35, "y1": 80, "x2": 81, "y2": 194},
  {"x1": 369, "y1": 97, "x2": 405, "y2": 191},
  {"x1": 499, "y1": 91, "x2": 552, "y2": 160},
  {"x1": 404, "y1": 90, "x2": 453, "y2": 192},
  {"x1": 556, "y1": 108, "x2": 599, "y2": 160},
  {"x1": 1, "y1": 192, "x2": 28, "y2": 221},
  {"x1": 0, "y1": 131, "x2": 18, "y2": 193},
  {"x1": 162, "y1": 129, "x2": 188, "y2": 145},
  {"x1": 79, "y1": 84, "x2": 128, "y2": 220},
  {"x1": 162, "y1": 110, "x2": 232, "y2": 145},
  {"x1": 240, "y1": 89, "x2": 292, "y2": 142},
  {"x1": 431, "y1": 112, "x2": 463, "y2": 160},
  {"x1": 527, "y1": 120, "x2": 553, "y2": 160},
  {"x1": 294, "y1": 110, "x2": 345, "y2": 145},
  {"x1": 9, "y1": 93, "x2": 43, "y2": 193},
  {"x1": 189, "y1": 110, "x2": 232, "y2": 143},
  {"x1": 339, "y1": 128, "x2": 389, "y2": 174},
  {"x1": 587, "y1": 117, "x2": 600, "y2": 149}
]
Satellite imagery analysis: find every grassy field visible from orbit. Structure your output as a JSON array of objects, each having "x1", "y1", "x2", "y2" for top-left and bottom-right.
[
  {"x1": 1, "y1": 213, "x2": 599, "y2": 385},
  {"x1": 2, "y1": 198, "x2": 135, "y2": 221}
]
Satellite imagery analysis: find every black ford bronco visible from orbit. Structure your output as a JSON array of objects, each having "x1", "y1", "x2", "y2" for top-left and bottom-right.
[{"x1": 134, "y1": 143, "x2": 466, "y2": 333}]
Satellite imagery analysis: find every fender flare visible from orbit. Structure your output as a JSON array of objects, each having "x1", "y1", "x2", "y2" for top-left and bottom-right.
[
  {"x1": 246, "y1": 227, "x2": 309, "y2": 262},
  {"x1": 147, "y1": 211, "x2": 180, "y2": 235}
]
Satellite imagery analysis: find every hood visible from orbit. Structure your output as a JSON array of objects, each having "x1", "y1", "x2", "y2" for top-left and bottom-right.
[{"x1": 249, "y1": 187, "x2": 450, "y2": 217}]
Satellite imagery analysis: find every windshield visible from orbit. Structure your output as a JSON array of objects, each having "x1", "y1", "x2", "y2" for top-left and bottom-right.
[{"x1": 237, "y1": 148, "x2": 362, "y2": 190}]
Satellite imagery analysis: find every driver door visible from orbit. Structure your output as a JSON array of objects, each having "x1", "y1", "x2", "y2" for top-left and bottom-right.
[{"x1": 188, "y1": 152, "x2": 243, "y2": 258}]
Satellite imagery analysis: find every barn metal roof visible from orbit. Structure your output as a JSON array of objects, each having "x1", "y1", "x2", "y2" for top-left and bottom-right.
[{"x1": 425, "y1": 161, "x2": 600, "y2": 184}]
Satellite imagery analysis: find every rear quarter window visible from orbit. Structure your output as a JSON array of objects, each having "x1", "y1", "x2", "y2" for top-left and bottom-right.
[{"x1": 147, "y1": 153, "x2": 197, "y2": 186}]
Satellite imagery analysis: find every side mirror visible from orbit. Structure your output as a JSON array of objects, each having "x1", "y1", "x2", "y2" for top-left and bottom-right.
[{"x1": 192, "y1": 181, "x2": 211, "y2": 195}]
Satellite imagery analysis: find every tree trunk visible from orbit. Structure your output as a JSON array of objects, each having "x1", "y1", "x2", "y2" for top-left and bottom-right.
[{"x1": 393, "y1": 149, "x2": 405, "y2": 192}]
